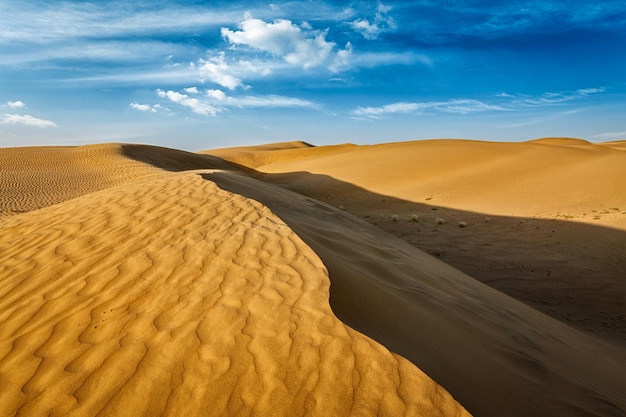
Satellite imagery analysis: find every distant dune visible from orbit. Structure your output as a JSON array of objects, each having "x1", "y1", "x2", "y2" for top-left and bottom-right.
[{"x1": 1, "y1": 139, "x2": 624, "y2": 417}]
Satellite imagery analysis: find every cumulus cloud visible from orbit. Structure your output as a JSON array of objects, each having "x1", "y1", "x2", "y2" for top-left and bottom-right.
[
  {"x1": 351, "y1": 3, "x2": 396, "y2": 40},
  {"x1": 184, "y1": 86, "x2": 199, "y2": 94},
  {"x1": 197, "y1": 52, "x2": 244, "y2": 90},
  {"x1": 0, "y1": 113, "x2": 57, "y2": 127},
  {"x1": 7, "y1": 100, "x2": 26, "y2": 108},
  {"x1": 130, "y1": 102, "x2": 159, "y2": 113},
  {"x1": 156, "y1": 89, "x2": 219, "y2": 116},
  {"x1": 221, "y1": 16, "x2": 349, "y2": 70}
]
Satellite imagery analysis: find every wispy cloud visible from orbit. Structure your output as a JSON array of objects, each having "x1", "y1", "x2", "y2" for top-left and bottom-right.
[
  {"x1": 352, "y1": 99, "x2": 507, "y2": 119},
  {"x1": 149, "y1": 87, "x2": 319, "y2": 116},
  {"x1": 0, "y1": 2, "x2": 238, "y2": 44},
  {"x1": 591, "y1": 131, "x2": 626, "y2": 140},
  {"x1": 203, "y1": 89, "x2": 319, "y2": 109},
  {"x1": 501, "y1": 88, "x2": 606, "y2": 106},
  {"x1": 352, "y1": 88, "x2": 606, "y2": 119},
  {"x1": 0, "y1": 113, "x2": 57, "y2": 127},
  {"x1": 156, "y1": 90, "x2": 220, "y2": 116},
  {"x1": 351, "y1": 2, "x2": 396, "y2": 40},
  {"x1": 197, "y1": 52, "x2": 246, "y2": 90}
]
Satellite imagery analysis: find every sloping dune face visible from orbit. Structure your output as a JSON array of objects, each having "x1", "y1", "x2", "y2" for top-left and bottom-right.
[
  {"x1": 208, "y1": 170, "x2": 626, "y2": 417},
  {"x1": 0, "y1": 146, "x2": 469, "y2": 416},
  {"x1": 0, "y1": 144, "x2": 160, "y2": 216},
  {"x1": 250, "y1": 138, "x2": 626, "y2": 228}
]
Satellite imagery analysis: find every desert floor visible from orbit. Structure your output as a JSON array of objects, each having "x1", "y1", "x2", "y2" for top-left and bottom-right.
[{"x1": 1, "y1": 139, "x2": 624, "y2": 417}]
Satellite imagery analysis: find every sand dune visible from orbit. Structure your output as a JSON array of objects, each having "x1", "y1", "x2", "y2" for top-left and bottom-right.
[
  {"x1": 244, "y1": 138, "x2": 626, "y2": 228},
  {"x1": 209, "y1": 169, "x2": 625, "y2": 417},
  {"x1": 205, "y1": 141, "x2": 357, "y2": 170},
  {"x1": 0, "y1": 144, "x2": 468, "y2": 416},
  {"x1": 205, "y1": 138, "x2": 626, "y2": 344},
  {"x1": 2, "y1": 140, "x2": 624, "y2": 417}
]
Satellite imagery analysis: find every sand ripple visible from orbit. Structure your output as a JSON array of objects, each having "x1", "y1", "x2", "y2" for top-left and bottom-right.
[{"x1": 0, "y1": 170, "x2": 468, "y2": 416}]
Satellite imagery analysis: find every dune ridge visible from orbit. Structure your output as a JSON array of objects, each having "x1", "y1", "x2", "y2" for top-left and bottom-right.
[
  {"x1": 209, "y1": 170, "x2": 626, "y2": 417},
  {"x1": 204, "y1": 138, "x2": 626, "y2": 343},
  {"x1": 0, "y1": 145, "x2": 469, "y2": 416}
]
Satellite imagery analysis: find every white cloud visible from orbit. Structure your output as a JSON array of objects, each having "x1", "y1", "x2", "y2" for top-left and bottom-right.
[
  {"x1": 352, "y1": 99, "x2": 506, "y2": 119},
  {"x1": 206, "y1": 89, "x2": 228, "y2": 100},
  {"x1": 156, "y1": 89, "x2": 219, "y2": 116},
  {"x1": 351, "y1": 2, "x2": 396, "y2": 40},
  {"x1": 130, "y1": 102, "x2": 158, "y2": 113},
  {"x1": 221, "y1": 16, "x2": 349, "y2": 70},
  {"x1": 184, "y1": 87, "x2": 199, "y2": 94},
  {"x1": 506, "y1": 87, "x2": 606, "y2": 106},
  {"x1": 0, "y1": 113, "x2": 57, "y2": 127},
  {"x1": 198, "y1": 52, "x2": 244, "y2": 90},
  {"x1": 0, "y1": 3, "x2": 240, "y2": 44},
  {"x1": 7, "y1": 100, "x2": 25, "y2": 108},
  {"x1": 155, "y1": 87, "x2": 318, "y2": 114},
  {"x1": 204, "y1": 88, "x2": 318, "y2": 109},
  {"x1": 330, "y1": 42, "x2": 353, "y2": 72},
  {"x1": 352, "y1": 87, "x2": 607, "y2": 119}
]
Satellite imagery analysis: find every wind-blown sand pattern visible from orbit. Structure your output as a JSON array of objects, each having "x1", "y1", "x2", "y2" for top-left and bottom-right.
[
  {"x1": 0, "y1": 145, "x2": 468, "y2": 416},
  {"x1": 1, "y1": 140, "x2": 625, "y2": 417}
]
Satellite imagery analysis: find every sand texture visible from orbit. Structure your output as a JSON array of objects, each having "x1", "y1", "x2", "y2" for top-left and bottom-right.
[
  {"x1": 0, "y1": 144, "x2": 468, "y2": 416},
  {"x1": 2, "y1": 140, "x2": 625, "y2": 417},
  {"x1": 208, "y1": 138, "x2": 626, "y2": 344}
]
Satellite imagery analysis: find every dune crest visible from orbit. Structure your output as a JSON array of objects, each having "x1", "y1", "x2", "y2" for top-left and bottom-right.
[
  {"x1": 0, "y1": 159, "x2": 469, "y2": 415},
  {"x1": 204, "y1": 138, "x2": 626, "y2": 343}
]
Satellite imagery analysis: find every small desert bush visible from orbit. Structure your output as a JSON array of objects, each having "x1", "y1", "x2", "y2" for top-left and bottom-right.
[
  {"x1": 410, "y1": 214, "x2": 420, "y2": 223},
  {"x1": 458, "y1": 221, "x2": 468, "y2": 228},
  {"x1": 338, "y1": 205, "x2": 345, "y2": 211},
  {"x1": 435, "y1": 217, "x2": 445, "y2": 225},
  {"x1": 390, "y1": 214, "x2": 399, "y2": 222}
]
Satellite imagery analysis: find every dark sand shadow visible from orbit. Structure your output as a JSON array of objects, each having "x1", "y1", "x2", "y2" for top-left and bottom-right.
[
  {"x1": 205, "y1": 170, "x2": 625, "y2": 417},
  {"x1": 236, "y1": 170, "x2": 626, "y2": 346}
]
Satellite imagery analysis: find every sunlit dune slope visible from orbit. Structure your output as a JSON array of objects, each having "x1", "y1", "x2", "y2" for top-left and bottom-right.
[
  {"x1": 0, "y1": 145, "x2": 469, "y2": 416},
  {"x1": 211, "y1": 138, "x2": 626, "y2": 229},
  {"x1": 0, "y1": 143, "x2": 235, "y2": 217},
  {"x1": 204, "y1": 141, "x2": 357, "y2": 169}
]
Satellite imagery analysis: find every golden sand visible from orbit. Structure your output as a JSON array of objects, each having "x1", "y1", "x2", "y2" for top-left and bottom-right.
[
  {"x1": 2, "y1": 139, "x2": 625, "y2": 417},
  {"x1": 0, "y1": 144, "x2": 467, "y2": 416}
]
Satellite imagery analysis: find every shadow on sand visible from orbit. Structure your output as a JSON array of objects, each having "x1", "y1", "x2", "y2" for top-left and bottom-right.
[
  {"x1": 233, "y1": 170, "x2": 626, "y2": 345},
  {"x1": 205, "y1": 170, "x2": 625, "y2": 417},
  {"x1": 122, "y1": 145, "x2": 625, "y2": 417}
]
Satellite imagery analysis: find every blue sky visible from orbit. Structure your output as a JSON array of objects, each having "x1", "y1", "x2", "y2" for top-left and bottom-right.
[{"x1": 1, "y1": 0, "x2": 625, "y2": 150}]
